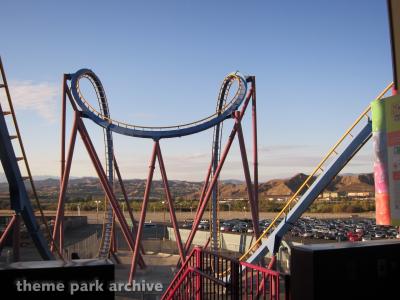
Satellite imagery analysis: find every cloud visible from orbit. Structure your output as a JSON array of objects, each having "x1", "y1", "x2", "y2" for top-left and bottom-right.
[{"x1": 8, "y1": 80, "x2": 58, "y2": 122}]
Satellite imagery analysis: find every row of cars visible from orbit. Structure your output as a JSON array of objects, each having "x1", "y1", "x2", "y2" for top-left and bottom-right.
[
  {"x1": 181, "y1": 217, "x2": 400, "y2": 242},
  {"x1": 289, "y1": 217, "x2": 400, "y2": 242},
  {"x1": 181, "y1": 218, "x2": 259, "y2": 233}
]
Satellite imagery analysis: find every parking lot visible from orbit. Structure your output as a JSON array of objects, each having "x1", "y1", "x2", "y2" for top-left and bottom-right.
[{"x1": 180, "y1": 217, "x2": 400, "y2": 242}]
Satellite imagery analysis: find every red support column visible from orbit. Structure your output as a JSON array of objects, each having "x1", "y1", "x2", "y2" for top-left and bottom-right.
[
  {"x1": 251, "y1": 77, "x2": 259, "y2": 216},
  {"x1": 128, "y1": 141, "x2": 158, "y2": 282},
  {"x1": 193, "y1": 160, "x2": 212, "y2": 221},
  {"x1": 235, "y1": 111, "x2": 260, "y2": 238},
  {"x1": 182, "y1": 86, "x2": 254, "y2": 257},
  {"x1": 51, "y1": 113, "x2": 79, "y2": 252},
  {"x1": 111, "y1": 214, "x2": 117, "y2": 253},
  {"x1": 60, "y1": 75, "x2": 67, "y2": 250},
  {"x1": 184, "y1": 121, "x2": 239, "y2": 254},
  {"x1": 12, "y1": 214, "x2": 20, "y2": 262},
  {"x1": 114, "y1": 156, "x2": 145, "y2": 254},
  {"x1": 0, "y1": 215, "x2": 16, "y2": 248},
  {"x1": 77, "y1": 118, "x2": 145, "y2": 268},
  {"x1": 156, "y1": 142, "x2": 185, "y2": 262},
  {"x1": 195, "y1": 247, "x2": 202, "y2": 300}
]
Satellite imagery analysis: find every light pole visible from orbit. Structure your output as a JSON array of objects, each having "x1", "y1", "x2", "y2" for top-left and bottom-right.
[
  {"x1": 161, "y1": 201, "x2": 166, "y2": 225},
  {"x1": 94, "y1": 200, "x2": 101, "y2": 224}
]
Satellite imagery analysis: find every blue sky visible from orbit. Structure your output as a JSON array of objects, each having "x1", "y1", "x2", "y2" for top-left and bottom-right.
[{"x1": 0, "y1": 0, "x2": 394, "y2": 181}]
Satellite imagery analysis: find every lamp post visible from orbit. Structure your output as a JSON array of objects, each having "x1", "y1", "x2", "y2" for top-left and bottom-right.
[
  {"x1": 161, "y1": 201, "x2": 166, "y2": 225},
  {"x1": 94, "y1": 200, "x2": 101, "y2": 224}
]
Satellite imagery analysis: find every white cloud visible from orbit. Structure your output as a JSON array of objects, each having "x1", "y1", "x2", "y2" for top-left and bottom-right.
[{"x1": 8, "y1": 80, "x2": 58, "y2": 122}]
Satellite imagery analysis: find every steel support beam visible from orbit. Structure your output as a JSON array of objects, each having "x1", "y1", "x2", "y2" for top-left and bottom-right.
[
  {"x1": 235, "y1": 111, "x2": 260, "y2": 238},
  {"x1": 128, "y1": 141, "x2": 158, "y2": 282},
  {"x1": 156, "y1": 142, "x2": 185, "y2": 262},
  {"x1": 51, "y1": 113, "x2": 78, "y2": 252},
  {"x1": 182, "y1": 86, "x2": 254, "y2": 258},
  {"x1": 251, "y1": 77, "x2": 259, "y2": 215},
  {"x1": 77, "y1": 118, "x2": 145, "y2": 268},
  {"x1": 0, "y1": 215, "x2": 16, "y2": 247},
  {"x1": 114, "y1": 156, "x2": 145, "y2": 255}
]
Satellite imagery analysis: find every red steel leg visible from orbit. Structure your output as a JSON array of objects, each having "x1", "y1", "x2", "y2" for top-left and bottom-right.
[
  {"x1": 114, "y1": 156, "x2": 145, "y2": 255},
  {"x1": 0, "y1": 215, "x2": 16, "y2": 248},
  {"x1": 193, "y1": 160, "x2": 212, "y2": 222},
  {"x1": 128, "y1": 141, "x2": 158, "y2": 282},
  {"x1": 195, "y1": 247, "x2": 202, "y2": 300},
  {"x1": 182, "y1": 86, "x2": 254, "y2": 258},
  {"x1": 51, "y1": 113, "x2": 78, "y2": 252},
  {"x1": 60, "y1": 75, "x2": 67, "y2": 180},
  {"x1": 59, "y1": 77, "x2": 67, "y2": 251},
  {"x1": 77, "y1": 118, "x2": 145, "y2": 268},
  {"x1": 235, "y1": 111, "x2": 260, "y2": 238},
  {"x1": 111, "y1": 214, "x2": 117, "y2": 253},
  {"x1": 156, "y1": 142, "x2": 185, "y2": 262},
  {"x1": 184, "y1": 121, "x2": 239, "y2": 254},
  {"x1": 251, "y1": 77, "x2": 259, "y2": 216}
]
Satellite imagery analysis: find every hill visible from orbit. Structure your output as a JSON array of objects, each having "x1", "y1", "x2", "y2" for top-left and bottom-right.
[{"x1": 0, "y1": 173, "x2": 375, "y2": 201}]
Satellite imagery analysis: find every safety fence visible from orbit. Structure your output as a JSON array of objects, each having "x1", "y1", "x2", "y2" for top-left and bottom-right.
[{"x1": 162, "y1": 247, "x2": 289, "y2": 300}]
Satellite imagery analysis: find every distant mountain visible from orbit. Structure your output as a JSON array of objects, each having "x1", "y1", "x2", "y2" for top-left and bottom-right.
[
  {"x1": 220, "y1": 179, "x2": 244, "y2": 185},
  {"x1": 0, "y1": 173, "x2": 375, "y2": 201}
]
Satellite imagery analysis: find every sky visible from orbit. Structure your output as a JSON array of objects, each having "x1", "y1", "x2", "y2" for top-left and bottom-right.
[{"x1": 0, "y1": 0, "x2": 395, "y2": 182}]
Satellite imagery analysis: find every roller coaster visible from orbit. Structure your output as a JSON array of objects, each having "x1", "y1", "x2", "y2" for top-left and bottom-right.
[
  {"x1": 1, "y1": 1, "x2": 400, "y2": 299},
  {"x1": 0, "y1": 58, "x2": 394, "y2": 276},
  {"x1": 0, "y1": 52, "x2": 262, "y2": 284}
]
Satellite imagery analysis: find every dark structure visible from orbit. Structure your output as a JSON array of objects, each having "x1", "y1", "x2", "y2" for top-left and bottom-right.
[
  {"x1": 290, "y1": 240, "x2": 400, "y2": 300},
  {"x1": 0, "y1": 259, "x2": 114, "y2": 299}
]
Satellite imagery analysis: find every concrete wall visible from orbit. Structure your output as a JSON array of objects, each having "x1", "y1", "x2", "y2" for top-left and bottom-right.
[
  {"x1": 166, "y1": 227, "x2": 255, "y2": 253},
  {"x1": 63, "y1": 216, "x2": 87, "y2": 231}
]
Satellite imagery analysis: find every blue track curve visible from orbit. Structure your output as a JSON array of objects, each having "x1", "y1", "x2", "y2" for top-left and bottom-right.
[{"x1": 69, "y1": 69, "x2": 248, "y2": 139}]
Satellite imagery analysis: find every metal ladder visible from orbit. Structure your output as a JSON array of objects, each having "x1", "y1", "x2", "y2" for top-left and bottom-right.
[{"x1": 0, "y1": 56, "x2": 53, "y2": 259}]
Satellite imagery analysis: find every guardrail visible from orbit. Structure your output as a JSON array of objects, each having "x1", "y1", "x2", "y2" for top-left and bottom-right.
[{"x1": 162, "y1": 247, "x2": 289, "y2": 300}]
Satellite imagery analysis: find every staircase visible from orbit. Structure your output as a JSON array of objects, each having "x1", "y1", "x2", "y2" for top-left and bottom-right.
[
  {"x1": 240, "y1": 83, "x2": 394, "y2": 264},
  {"x1": 162, "y1": 247, "x2": 288, "y2": 300}
]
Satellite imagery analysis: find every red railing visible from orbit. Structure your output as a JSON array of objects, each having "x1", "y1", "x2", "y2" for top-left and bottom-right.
[{"x1": 162, "y1": 247, "x2": 290, "y2": 300}]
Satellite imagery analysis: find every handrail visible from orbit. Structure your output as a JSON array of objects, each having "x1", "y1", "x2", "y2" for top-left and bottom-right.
[
  {"x1": 162, "y1": 247, "x2": 197, "y2": 299},
  {"x1": 240, "y1": 260, "x2": 281, "y2": 276},
  {"x1": 162, "y1": 247, "x2": 287, "y2": 300},
  {"x1": 240, "y1": 82, "x2": 394, "y2": 261}
]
